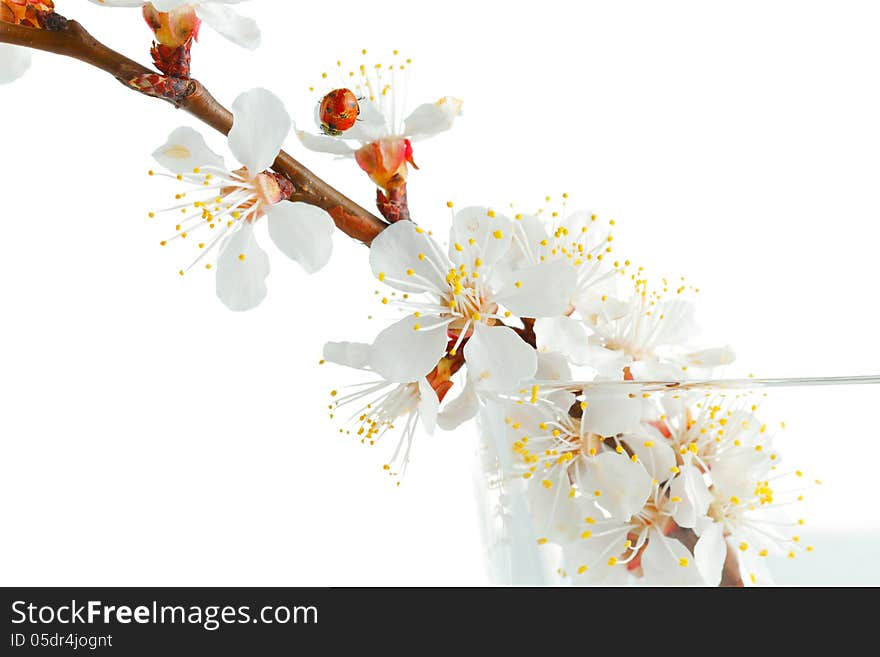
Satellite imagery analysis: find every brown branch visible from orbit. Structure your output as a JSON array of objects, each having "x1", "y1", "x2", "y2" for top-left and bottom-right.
[{"x1": 0, "y1": 17, "x2": 389, "y2": 245}]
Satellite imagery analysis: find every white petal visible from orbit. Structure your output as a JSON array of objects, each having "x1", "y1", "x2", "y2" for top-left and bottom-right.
[
  {"x1": 535, "y1": 316, "x2": 591, "y2": 364},
  {"x1": 504, "y1": 214, "x2": 548, "y2": 268},
  {"x1": 653, "y1": 299, "x2": 699, "y2": 346},
  {"x1": 628, "y1": 430, "x2": 677, "y2": 481},
  {"x1": 215, "y1": 224, "x2": 270, "y2": 311},
  {"x1": 535, "y1": 351, "x2": 572, "y2": 382},
  {"x1": 335, "y1": 100, "x2": 388, "y2": 142},
  {"x1": 580, "y1": 345, "x2": 633, "y2": 377},
  {"x1": 669, "y1": 464, "x2": 713, "y2": 529},
  {"x1": 322, "y1": 341, "x2": 371, "y2": 370},
  {"x1": 737, "y1": 545, "x2": 776, "y2": 587},
  {"x1": 196, "y1": 3, "x2": 261, "y2": 50},
  {"x1": 572, "y1": 452, "x2": 652, "y2": 521},
  {"x1": 527, "y1": 470, "x2": 581, "y2": 544},
  {"x1": 369, "y1": 220, "x2": 447, "y2": 293},
  {"x1": 417, "y1": 379, "x2": 440, "y2": 435},
  {"x1": 266, "y1": 201, "x2": 334, "y2": 273},
  {"x1": 87, "y1": 0, "x2": 146, "y2": 7},
  {"x1": 369, "y1": 316, "x2": 447, "y2": 383},
  {"x1": 641, "y1": 530, "x2": 703, "y2": 586},
  {"x1": 628, "y1": 359, "x2": 682, "y2": 381},
  {"x1": 464, "y1": 324, "x2": 537, "y2": 392},
  {"x1": 403, "y1": 97, "x2": 463, "y2": 141},
  {"x1": 448, "y1": 206, "x2": 512, "y2": 269},
  {"x1": 496, "y1": 259, "x2": 577, "y2": 318},
  {"x1": 581, "y1": 389, "x2": 643, "y2": 436},
  {"x1": 228, "y1": 88, "x2": 290, "y2": 174},
  {"x1": 295, "y1": 128, "x2": 356, "y2": 156},
  {"x1": 0, "y1": 45, "x2": 31, "y2": 85},
  {"x1": 149, "y1": 0, "x2": 191, "y2": 10},
  {"x1": 152, "y1": 126, "x2": 225, "y2": 174},
  {"x1": 437, "y1": 382, "x2": 479, "y2": 430},
  {"x1": 694, "y1": 522, "x2": 726, "y2": 586},
  {"x1": 686, "y1": 345, "x2": 736, "y2": 367},
  {"x1": 565, "y1": 504, "x2": 632, "y2": 585}
]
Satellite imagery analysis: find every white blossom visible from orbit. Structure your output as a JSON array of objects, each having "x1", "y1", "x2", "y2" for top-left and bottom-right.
[
  {"x1": 149, "y1": 88, "x2": 334, "y2": 311},
  {"x1": 295, "y1": 53, "x2": 461, "y2": 188},
  {"x1": 323, "y1": 329, "x2": 442, "y2": 477}
]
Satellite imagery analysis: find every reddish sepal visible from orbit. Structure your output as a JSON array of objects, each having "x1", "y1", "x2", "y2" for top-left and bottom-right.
[
  {"x1": 376, "y1": 174, "x2": 410, "y2": 223},
  {"x1": 128, "y1": 73, "x2": 192, "y2": 102},
  {"x1": 150, "y1": 42, "x2": 192, "y2": 79}
]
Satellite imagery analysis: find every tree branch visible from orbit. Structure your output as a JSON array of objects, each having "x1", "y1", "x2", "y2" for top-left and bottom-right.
[{"x1": 0, "y1": 17, "x2": 389, "y2": 245}]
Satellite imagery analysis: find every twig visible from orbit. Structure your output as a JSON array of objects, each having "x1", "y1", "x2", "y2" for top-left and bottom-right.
[{"x1": 0, "y1": 16, "x2": 389, "y2": 245}]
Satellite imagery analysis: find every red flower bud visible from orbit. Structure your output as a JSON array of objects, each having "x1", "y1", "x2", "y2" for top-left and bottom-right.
[
  {"x1": 354, "y1": 138, "x2": 418, "y2": 191},
  {"x1": 142, "y1": 2, "x2": 200, "y2": 49}
]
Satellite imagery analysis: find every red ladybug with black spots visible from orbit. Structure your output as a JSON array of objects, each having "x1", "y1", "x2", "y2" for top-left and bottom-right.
[{"x1": 319, "y1": 88, "x2": 360, "y2": 136}]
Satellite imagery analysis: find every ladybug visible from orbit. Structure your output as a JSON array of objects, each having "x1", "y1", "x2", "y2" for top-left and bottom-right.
[{"x1": 319, "y1": 88, "x2": 361, "y2": 136}]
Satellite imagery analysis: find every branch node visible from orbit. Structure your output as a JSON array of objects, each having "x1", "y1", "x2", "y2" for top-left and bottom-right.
[
  {"x1": 376, "y1": 174, "x2": 411, "y2": 223},
  {"x1": 42, "y1": 11, "x2": 67, "y2": 32},
  {"x1": 128, "y1": 73, "x2": 193, "y2": 104}
]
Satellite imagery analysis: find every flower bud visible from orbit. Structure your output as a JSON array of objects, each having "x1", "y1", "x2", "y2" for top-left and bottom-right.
[
  {"x1": 354, "y1": 137, "x2": 417, "y2": 190},
  {"x1": 1, "y1": 0, "x2": 55, "y2": 27},
  {"x1": 142, "y1": 2, "x2": 200, "y2": 49}
]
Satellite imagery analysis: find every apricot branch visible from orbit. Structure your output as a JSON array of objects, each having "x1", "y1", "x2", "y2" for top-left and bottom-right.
[{"x1": 0, "y1": 15, "x2": 389, "y2": 245}]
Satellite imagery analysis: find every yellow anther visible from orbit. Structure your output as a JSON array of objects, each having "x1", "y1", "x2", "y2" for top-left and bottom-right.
[
  {"x1": 581, "y1": 530, "x2": 592, "y2": 539},
  {"x1": 679, "y1": 558, "x2": 689, "y2": 567}
]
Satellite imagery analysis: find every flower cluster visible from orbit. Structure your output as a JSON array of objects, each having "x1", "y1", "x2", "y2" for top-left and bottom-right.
[
  {"x1": 0, "y1": 3, "x2": 823, "y2": 587},
  {"x1": 322, "y1": 196, "x2": 815, "y2": 585},
  {"x1": 489, "y1": 386, "x2": 816, "y2": 586}
]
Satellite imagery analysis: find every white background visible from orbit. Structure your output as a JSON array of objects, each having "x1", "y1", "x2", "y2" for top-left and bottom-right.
[{"x1": 2, "y1": 0, "x2": 879, "y2": 585}]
